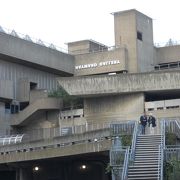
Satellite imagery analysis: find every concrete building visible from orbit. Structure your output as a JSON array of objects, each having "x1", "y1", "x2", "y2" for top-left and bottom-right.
[{"x1": 0, "y1": 9, "x2": 180, "y2": 180}]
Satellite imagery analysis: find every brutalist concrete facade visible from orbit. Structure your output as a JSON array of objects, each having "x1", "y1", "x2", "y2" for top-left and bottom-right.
[{"x1": 0, "y1": 9, "x2": 180, "y2": 180}]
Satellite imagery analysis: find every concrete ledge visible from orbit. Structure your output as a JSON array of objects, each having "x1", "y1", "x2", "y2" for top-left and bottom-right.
[
  {"x1": 57, "y1": 70, "x2": 180, "y2": 96},
  {"x1": 0, "y1": 32, "x2": 74, "y2": 75},
  {"x1": 0, "y1": 129, "x2": 111, "y2": 164}
]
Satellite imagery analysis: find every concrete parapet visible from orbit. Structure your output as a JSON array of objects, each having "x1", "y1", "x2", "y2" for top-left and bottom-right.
[
  {"x1": 0, "y1": 32, "x2": 74, "y2": 75},
  {"x1": 0, "y1": 129, "x2": 111, "y2": 164},
  {"x1": 57, "y1": 70, "x2": 180, "y2": 96}
]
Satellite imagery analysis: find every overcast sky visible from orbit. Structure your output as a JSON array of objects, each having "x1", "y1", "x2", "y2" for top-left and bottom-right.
[{"x1": 0, "y1": 0, "x2": 179, "y2": 49}]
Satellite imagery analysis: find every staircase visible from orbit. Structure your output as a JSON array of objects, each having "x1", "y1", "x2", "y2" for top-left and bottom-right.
[
  {"x1": 10, "y1": 98, "x2": 62, "y2": 126},
  {"x1": 128, "y1": 134, "x2": 162, "y2": 180}
]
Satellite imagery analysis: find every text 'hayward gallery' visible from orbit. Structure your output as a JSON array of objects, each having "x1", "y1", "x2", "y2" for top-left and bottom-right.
[{"x1": 0, "y1": 9, "x2": 180, "y2": 180}]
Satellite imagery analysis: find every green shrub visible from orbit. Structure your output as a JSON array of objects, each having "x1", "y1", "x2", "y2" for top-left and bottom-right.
[
  {"x1": 121, "y1": 135, "x2": 132, "y2": 146},
  {"x1": 166, "y1": 133, "x2": 177, "y2": 145},
  {"x1": 48, "y1": 86, "x2": 83, "y2": 109}
]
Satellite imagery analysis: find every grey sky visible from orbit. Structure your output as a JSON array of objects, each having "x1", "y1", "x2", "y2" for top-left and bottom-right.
[{"x1": 0, "y1": 0, "x2": 179, "y2": 49}]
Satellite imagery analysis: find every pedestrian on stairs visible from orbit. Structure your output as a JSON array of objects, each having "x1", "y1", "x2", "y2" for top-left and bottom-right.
[
  {"x1": 148, "y1": 112, "x2": 156, "y2": 134},
  {"x1": 139, "y1": 112, "x2": 148, "y2": 134}
]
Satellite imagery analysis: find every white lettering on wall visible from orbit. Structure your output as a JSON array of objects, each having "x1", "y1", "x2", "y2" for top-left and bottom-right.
[{"x1": 75, "y1": 60, "x2": 120, "y2": 70}]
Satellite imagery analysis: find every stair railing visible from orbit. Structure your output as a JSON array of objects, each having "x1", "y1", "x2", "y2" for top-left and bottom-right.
[
  {"x1": 158, "y1": 120, "x2": 165, "y2": 180},
  {"x1": 121, "y1": 146, "x2": 130, "y2": 180},
  {"x1": 174, "y1": 120, "x2": 180, "y2": 139},
  {"x1": 121, "y1": 121, "x2": 141, "y2": 179},
  {"x1": 130, "y1": 121, "x2": 140, "y2": 162}
]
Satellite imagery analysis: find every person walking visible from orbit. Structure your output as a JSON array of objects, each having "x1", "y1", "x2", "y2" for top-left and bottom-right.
[
  {"x1": 148, "y1": 112, "x2": 156, "y2": 134},
  {"x1": 140, "y1": 112, "x2": 148, "y2": 134}
]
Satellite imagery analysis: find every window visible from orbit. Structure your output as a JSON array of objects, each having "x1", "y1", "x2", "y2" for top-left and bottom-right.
[{"x1": 137, "y1": 31, "x2": 143, "y2": 41}]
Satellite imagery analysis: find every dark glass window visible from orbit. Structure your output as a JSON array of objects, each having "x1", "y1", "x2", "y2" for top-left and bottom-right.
[{"x1": 137, "y1": 31, "x2": 143, "y2": 41}]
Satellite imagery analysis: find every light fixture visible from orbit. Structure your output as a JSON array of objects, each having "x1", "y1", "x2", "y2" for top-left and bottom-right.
[
  {"x1": 80, "y1": 164, "x2": 87, "y2": 170},
  {"x1": 34, "y1": 166, "x2": 39, "y2": 171}
]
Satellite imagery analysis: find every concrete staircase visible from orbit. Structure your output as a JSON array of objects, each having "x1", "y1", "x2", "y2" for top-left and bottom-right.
[
  {"x1": 10, "y1": 98, "x2": 62, "y2": 126},
  {"x1": 128, "y1": 134, "x2": 162, "y2": 180}
]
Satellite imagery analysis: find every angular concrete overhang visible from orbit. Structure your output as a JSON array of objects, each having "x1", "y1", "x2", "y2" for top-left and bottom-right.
[
  {"x1": 57, "y1": 70, "x2": 180, "y2": 96},
  {"x1": 0, "y1": 32, "x2": 74, "y2": 76}
]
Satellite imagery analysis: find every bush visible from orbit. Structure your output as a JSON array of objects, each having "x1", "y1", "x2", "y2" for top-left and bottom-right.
[
  {"x1": 121, "y1": 135, "x2": 132, "y2": 146},
  {"x1": 48, "y1": 86, "x2": 83, "y2": 109},
  {"x1": 166, "y1": 133, "x2": 177, "y2": 145}
]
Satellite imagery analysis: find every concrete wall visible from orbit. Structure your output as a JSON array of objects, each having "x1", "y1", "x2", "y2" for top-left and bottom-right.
[
  {"x1": 16, "y1": 79, "x2": 30, "y2": 102},
  {"x1": 68, "y1": 40, "x2": 108, "y2": 55},
  {"x1": 84, "y1": 93, "x2": 144, "y2": 123},
  {"x1": 156, "y1": 45, "x2": 180, "y2": 64},
  {"x1": 136, "y1": 11, "x2": 154, "y2": 72},
  {"x1": 0, "y1": 80, "x2": 13, "y2": 100},
  {"x1": 68, "y1": 40, "x2": 90, "y2": 55},
  {"x1": 114, "y1": 10, "x2": 137, "y2": 73},
  {"x1": 74, "y1": 47, "x2": 127, "y2": 76},
  {"x1": 29, "y1": 89, "x2": 48, "y2": 104},
  {"x1": 114, "y1": 9, "x2": 154, "y2": 73},
  {"x1": 58, "y1": 70, "x2": 180, "y2": 96},
  {"x1": 0, "y1": 102, "x2": 10, "y2": 135},
  {"x1": 23, "y1": 110, "x2": 59, "y2": 130},
  {"x1": 0, "y1": 32, "x2": 74, "y2": 75},
  {"x1": 0, "y1": 59, "x2": 58, "y2": 100}
]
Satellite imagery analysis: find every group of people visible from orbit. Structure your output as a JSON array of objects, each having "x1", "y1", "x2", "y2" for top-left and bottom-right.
[{"x1": 139, "y1": 112, "x2": 156, "y2": 134}]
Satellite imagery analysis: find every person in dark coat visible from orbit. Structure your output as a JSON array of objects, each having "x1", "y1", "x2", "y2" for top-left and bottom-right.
[
  {"x1": 148, "y1": 112, "x2": 156, "y2": 134},
  {"x1": 139, "y1": 112, "x2": 148, "y2": 134}
]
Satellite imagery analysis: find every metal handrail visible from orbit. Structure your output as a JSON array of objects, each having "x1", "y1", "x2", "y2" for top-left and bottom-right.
[
  {"x1": 130, "y1": 121, "x2": 140, "y2": 161},
  {"x1": 174, "y1": 120, "x2": 180, "y2": 138},
  {"x1": 158, "y1": 120, "x2": 165, "y2": 180},
  {"x1": 0, "y1": 134, "x2": 25, "y2": 146},
  {"x1": 121, "y1": 146, "x2": 130, "y2": 180}
]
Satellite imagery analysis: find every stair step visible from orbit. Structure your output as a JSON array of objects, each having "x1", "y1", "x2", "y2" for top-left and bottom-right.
[
  {"x1": 136, "y1": 144, "x2": 159, "y2": 148},
  {"x1": 129, "y1": 165, "x2": 159, "y2": 168},
  {"x1": 128, "y1": 167, "x2": 158, "y2": 171},
  {"x1": 135, "y1": 155, "x2": 160, "y2": 158},
  {"x1": 128, "y1": 177, "x2": 158, "y2": 180},
  {"x1": 128, "y1": 170, "x2": 158, "y2": 174},
  {"x1": 136, "y1": 148, "x2": 159, "y2": 150},
  {"x1": 134, "y1": 161, "x2": 159, "y2": 164},
  {"x1": 138, "y1": 134, "x2": 162, "y2": 137},
  {"x1": 128, "y1": 173, "x2": 158, "y2": 177},
  {"x1": 127, "y1": 134, "x2": 162, "y2": 180},
  {"x1": 136, "y1": 141, "x2": 161, "y2": 143},
  {"x1": 135, "y1": 150, "x2": 159, "y2": 152},
  {"x1": 135, "y1": 153, "x2": 159, "y2": 155},
  {"x1": 135, "y1": 157, "x2": 159, "y2": 160},
  {"x1": 135, "y1": 149, "x2": 159, "y2": 152}
]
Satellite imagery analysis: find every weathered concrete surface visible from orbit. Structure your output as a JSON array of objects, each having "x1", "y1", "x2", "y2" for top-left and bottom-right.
[
  {"x1": 0, "y1": 140, "x2": 110, "y2": 164},
  {"x1": 0, "y1": 32, "x2": 74, "y2": 75},
  {"x1": 156, "y1": 45, "x2": 180, "y2": 64},
  {"x1": 74, "y1": 47, "x2": 127, "y2": 76},
  {"x1": 10, "y1": 98, "x2": 62, "y2": 126},
  {"x1": 57, "y1": 70, "x2": 180, "y2": 96},
  {"x1": 84, "y1": 93, "x2": 144, "y2": 123},
  {"x1": 0, "y1": 129, "x2": 111, "y2": 164},
  {"x1": 0, "y1": 80, "x2": 13, "y2": 99}
]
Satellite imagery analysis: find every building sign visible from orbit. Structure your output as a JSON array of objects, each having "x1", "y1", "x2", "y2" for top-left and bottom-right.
[{"x1": 75, "y1": 60, "x2": 120, "y2": 70}]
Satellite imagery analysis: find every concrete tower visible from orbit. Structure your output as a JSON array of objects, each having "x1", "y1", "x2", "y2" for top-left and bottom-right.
[{"x1": 113, "y1": 9, "x2": 154, "y2": 73}]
